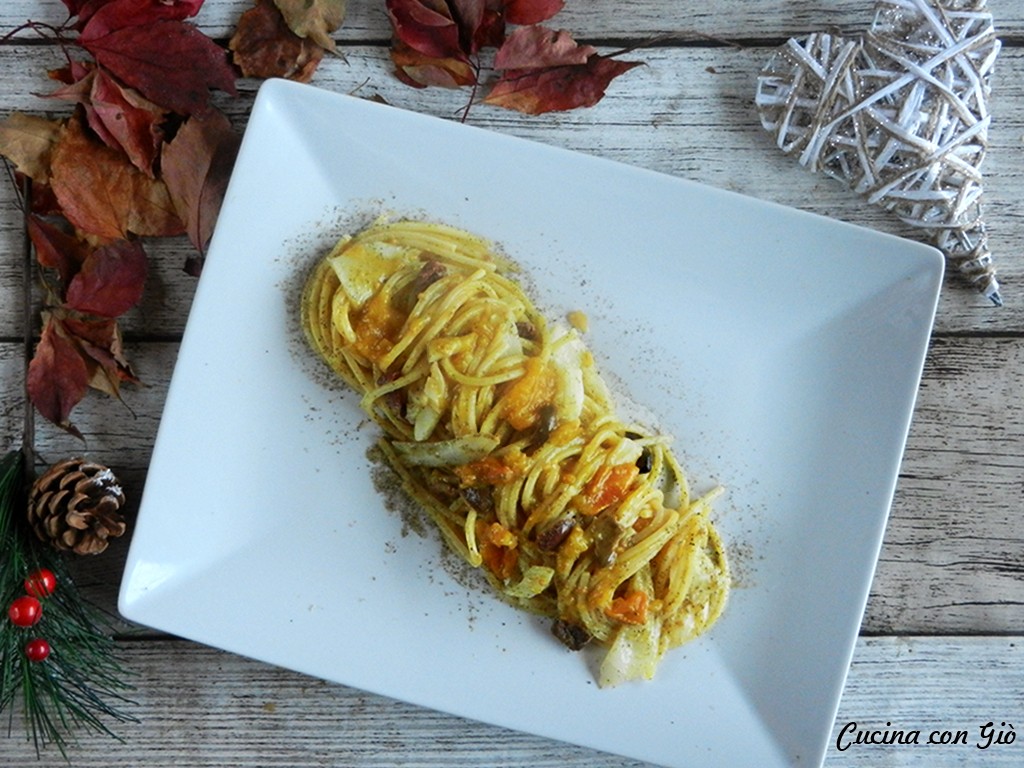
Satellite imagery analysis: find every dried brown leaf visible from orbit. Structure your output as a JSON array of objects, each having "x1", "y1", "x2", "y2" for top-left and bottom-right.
[
  {"x1": 274, "y1": 0, "x2": 346, "y2": 53},
  {"x1": 160, "y1": 109, "x2": 241, "y2": 255},
  {"x1": 231, "y1": 0, "x2": 326, "y2": 82},
  {"x1": 0, "y1": 113, "x2": 63, "y2": 183},
  {"x1": 493, "y1": 25, "x2": 595, "y2": 70}
]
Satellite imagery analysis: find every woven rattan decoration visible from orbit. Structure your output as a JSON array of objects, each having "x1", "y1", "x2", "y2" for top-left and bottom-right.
[{"x1": 756, "y1": 0, "x2": 1001, "y2": 305}]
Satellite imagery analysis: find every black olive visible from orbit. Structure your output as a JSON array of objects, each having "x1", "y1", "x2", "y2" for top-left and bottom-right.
[
  {"x1": 461, "y1": 486, "x2": 494, "y2": 514},
  {"x1": 527, "y1": 403, "x2": 558, "y2": 451},
  {"x1": 394, "y1": 260, "x2": 446, "y2": 312},
  {"x1": 635, "y1": 447, "x2": 653, "y2": 474},
  {"x1": 536, "y1": 516, "x2": 576, "y2": 551},
  {"x1": 591, "y1": 515, "x2": 626, "y2": 567},
  {"x1": 376, "y1": 371, "x2": 407, "y2": 419},
  {"x1": 516, "y1": 320, "x2": 538, "y2": 340},
  {"x1": 551, "y1": 619, "x2": 591, "y2": 651}
]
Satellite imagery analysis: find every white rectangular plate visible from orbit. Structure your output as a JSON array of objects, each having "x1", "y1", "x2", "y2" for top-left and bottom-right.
[{"x1": 119, "y1": 78, "x2": 943, "y2": 768}]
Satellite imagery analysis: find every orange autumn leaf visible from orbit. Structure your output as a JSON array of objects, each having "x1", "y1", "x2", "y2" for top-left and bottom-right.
[{"x1": 49, "y1": 112, "x2": 184, "y2": 240}]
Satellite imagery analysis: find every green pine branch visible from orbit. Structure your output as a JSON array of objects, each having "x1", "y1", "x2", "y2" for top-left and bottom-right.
[{"x1": 1, "y1": 449, "x2": 137, "y2": 759}]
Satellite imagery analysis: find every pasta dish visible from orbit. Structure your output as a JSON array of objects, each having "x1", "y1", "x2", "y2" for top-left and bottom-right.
[{"x1": 301, "y1": 218, "x2": 729, "y2": 686}]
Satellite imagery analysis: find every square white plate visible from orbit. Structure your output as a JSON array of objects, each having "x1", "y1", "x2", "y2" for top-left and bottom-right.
[{"x1": 119, "y1": 78, "x2": 943, "y2": 768}]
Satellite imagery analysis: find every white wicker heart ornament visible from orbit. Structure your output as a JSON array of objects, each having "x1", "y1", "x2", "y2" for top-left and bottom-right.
[{"x1": 755, "y1": 0, "x2": 1001, "y2": 305}]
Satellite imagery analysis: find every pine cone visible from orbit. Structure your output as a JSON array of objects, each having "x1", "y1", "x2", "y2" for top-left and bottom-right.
[{"x1": 27, "y1": 458, "x2": 127, "y2": 555}]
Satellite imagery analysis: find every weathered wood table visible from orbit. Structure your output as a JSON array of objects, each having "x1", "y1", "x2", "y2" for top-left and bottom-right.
[{"x1": 2, "y1": 1, "x2": 1021, "y2": 766}]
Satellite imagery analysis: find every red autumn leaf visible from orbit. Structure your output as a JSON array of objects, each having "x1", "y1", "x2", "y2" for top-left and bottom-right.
[
  {"x1": 230, "y1": 0, "x2": 325, "y2": 82},
  {"x1": 493, "y1": 25, "x2": 595, "y2": 70},
  {"x1": 160, "y1": 109, "x2": 241, "y2": 255},
  {"x1": 47, "y1": 61, "x2": 95, "y2": 103},
  {"x1": 89, "y1": 68, "x2": 167, "y2": 175},
  {"x1": 47, "y1": 62, "x2": 109, "y2": 139},
  {"x1": 27, "y1": 214, "x2": 91, "y2": 287},
  {"x1": 449, "y1": 0, "x2": 506, "y2": 53},
  {"x1": 78, "y1": 0, "x2": 204, "y2": 37},
  {"x1": 504, "y1": 0, "x2": 563, "y2": 25},
  {"x1": 49, "y1": 59, "x2": 93, "y2": 86},
  {"x1": 386, "y1": 0, "x2": 467, "y2": 61},
  {"x1": 49, "y1": 112, "x2": 184, "y2": 240},
  {"x1": 61, "y1": 0, "x2": 96, "y2": 17},
  {"x1": 391, "y1": 40, "x2": 477, "y2": 88},
  {"x1": 484, "y1": 54, "x2": 642, "y2": 114},
  {"x1": 81, "y1": 19, "x2": 237, "y2": 115},
  {"x1": 49, "y1": 62, "x2": 167, "y2": 175},
  {"x1": 449, "y1": 0, "x2": 484, "y2": 47},
  {"x1": 27, "y1": 314, "x2": 90, "y2": 437},
  {"x1": 59, "y1": 311, "x2": 140, "y2": 398},
  {"x1": 29, "y1": 181, "x2": 63, "y2": 218},
  {"x1": 65, "y1": 238, "x2": 148, "y2": 318},
  {"x1": 61, "y1": 0, "x2": 108, "y2": 30},
  {"x1": 474, "y1": 4, "x2": 506, "y2": 49},
  {"x1": 28, "y1": 307, "x2": 141, "y2": 431}
]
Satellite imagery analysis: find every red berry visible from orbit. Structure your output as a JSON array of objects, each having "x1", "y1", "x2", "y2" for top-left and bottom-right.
[
  {"x1": 24, "y1": 638, "x2": 51, "y2": 662},
  {"x1": 8, "y1": 596, "x2": 42, "y2": 628},
  {"x1": 24, "y1": 568, "x2": 57, "y2": 599}
]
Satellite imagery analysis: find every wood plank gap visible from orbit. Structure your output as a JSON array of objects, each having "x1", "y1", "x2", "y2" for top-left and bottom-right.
[
  {"x1": 930, "y1": 329, "x2": 1024, "y2": 340},
  {"x1": 113, "y1": 632, "x2": 188, "y2": 644},
  {"x1": 120, "y1": 333, "x2": 186, "y2": 344},
  {"x1": 20, "y1": 175, "x2": 33, "y2": 471},
  {"x1": 858, "y1": 629, "x2": 1023, "y2": 639}
]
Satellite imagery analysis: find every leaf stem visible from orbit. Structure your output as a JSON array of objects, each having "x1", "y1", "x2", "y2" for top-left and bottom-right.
[{"x1": 459, "y1": 58, "x2": 483, "y2": 123}]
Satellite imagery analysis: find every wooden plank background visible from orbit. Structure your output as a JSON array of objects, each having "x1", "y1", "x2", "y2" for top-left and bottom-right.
[{"x1": 1, "y1": 1, "x2": 1022, "y2": 766}]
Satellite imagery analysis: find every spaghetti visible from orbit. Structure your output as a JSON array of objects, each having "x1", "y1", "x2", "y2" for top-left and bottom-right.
[{"x1": 301, "y1": 218, "x2": 728, "y2": 685}]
